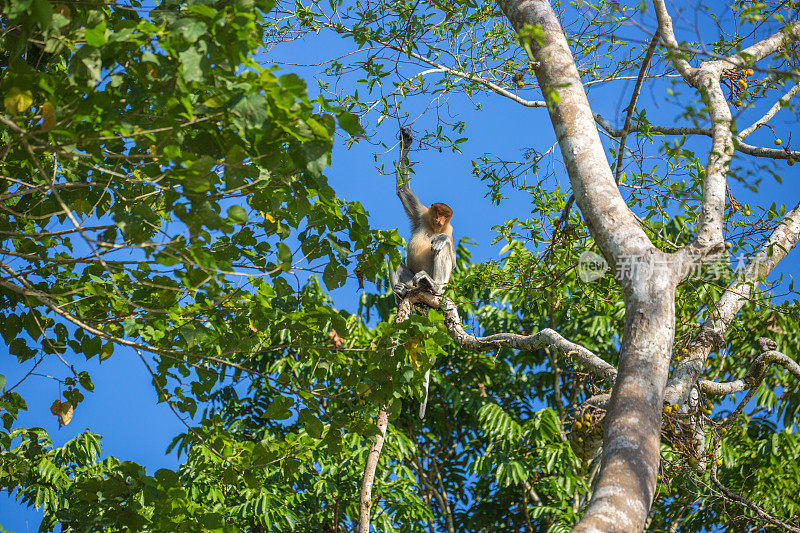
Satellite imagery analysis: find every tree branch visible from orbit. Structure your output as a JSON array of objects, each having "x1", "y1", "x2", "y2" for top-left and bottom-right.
[
  {"x1": 358, "y1": 296, "x2": 412, "y2": 532},
  {"x1": 739, "y1": 82, "x2": 800, "y2": 140},
  {"x1": 394, "y1": 291, "x2": 618, "y2": 386},
  {"x1": 594, "y1": 115, "x2": 800, "y2": 160},
  {"x1": 614, "y1": 34, "x2": 660, "y2": 184},
  {"x1": 664, "y1": 200, "x2": 800, "y2": 406},
  {"x1": 358, "y1": 408, "x2": 389, "y2": 533},
  {"x1": 441, "y1": 298, "x2": 618, "y2": 385},
  {"x1": 700, "y1": 349, "x2": 800, "y2": 397}
]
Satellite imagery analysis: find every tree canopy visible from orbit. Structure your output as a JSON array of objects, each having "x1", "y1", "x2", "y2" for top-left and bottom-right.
[{"x1": 1, "y1": 0, "x2": 799, "y2": 532}]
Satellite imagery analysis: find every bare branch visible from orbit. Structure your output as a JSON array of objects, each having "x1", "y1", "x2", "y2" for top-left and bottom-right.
[
  {"x1": 358, "y1": 296, "x2": 412, "y2": 532},
  {"x1": 358, "y1": 409, "x2": 389, "y2": 533},
  {"x1": 664, "y1": 201, "x2": 800, "y2": 406},
  {"x1": 440, "y1": 298, "x2": 618, "y2": 385},
  {"x1": 497, "y1": 0, "x2": 654, "y2": 267},
  {"x1": 701, "y1": 349, "x2": 800, "y2": 396},
  {"x1": 395, "y1": 291, "x2": 618, "y2": 386},
  {"x1": 615, "y1": 34, "x2": 660, "y2": 184},
  {"x1": 721, "y1": 23, "x2": 800, "y2": 67},
  {"x1": 652, "y1": 0, "x2": 697, "y2": 82},
  {"x1": 594, "y1": 115, "x2": 800, "y2": 160},
  {"x1": 739, "y1": 82, "x2": 800, "y2": 140}
]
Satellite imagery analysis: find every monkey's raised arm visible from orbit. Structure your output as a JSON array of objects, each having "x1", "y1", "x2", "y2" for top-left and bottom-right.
[{"x1": 396, "y1": 129, "x2": 426, "y2": 231}]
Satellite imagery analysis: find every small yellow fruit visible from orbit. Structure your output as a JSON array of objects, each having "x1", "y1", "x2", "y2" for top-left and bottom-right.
[
  {"x1": 577, "y1": 436, "x2": 583, "y2": 443},
  {"x1": 745, "y1": 68, "x2": 754, "y2": 76},
  {"x1": 736, "y1": 79, "x2": 747, "y2": 89},
  {"x1": 584, "y1": 412, "x2": 592, "y2": 421},
  {"x1": 788, "y1": 159, "x2": 795, "y2": 166},
  {"x1": 775, "y1": 138, "x2": 782, "y2": 146},
  {"x1": 574, "y1": 421, "x2": 583, "y2": 430},
  {"x1": 664, "y1": 405, "x2": 672, "y2": 414},
  {"x1": 681, "y1": 347, "x2": 688, "y2": 354},
  {"x1": 716, "y1": 459, "x2": 723, "y2": 466},
  {"x1": 725, "y1": 242, "x2": 732, "y2": 249}
]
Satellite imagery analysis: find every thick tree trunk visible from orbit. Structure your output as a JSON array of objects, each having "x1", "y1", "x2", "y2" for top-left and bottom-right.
[
  {"x1": 495, "y1": 1, "x2": 679, "y2": 530},
  {"x1": 576, "y1": 277, "x2": 677, "y2": 532}
]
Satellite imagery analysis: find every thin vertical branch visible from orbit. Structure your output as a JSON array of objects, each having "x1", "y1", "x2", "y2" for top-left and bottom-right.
[
  {"x1": 358, "y1": 297, "x2": 412, "y2": 532},
  {"x1": 614, "y1": 34, "x2": 659, "y2": 184},
  {"x1": 358, "y1": 409, "x2": 389, "y2": 533}
]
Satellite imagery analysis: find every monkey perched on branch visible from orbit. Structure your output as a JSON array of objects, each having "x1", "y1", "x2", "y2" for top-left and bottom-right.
[
  {"x1": 389, "y1": 129, "x2": 456, "y2": 297},
  {"x1": 388, "y1": 129, "x2": 455, "y2": 419}
]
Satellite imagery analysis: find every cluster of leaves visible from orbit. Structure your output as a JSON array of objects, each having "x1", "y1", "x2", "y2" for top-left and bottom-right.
[
  {"x1": 2, "y1": 0, "x2": 800, "y2": 532},
  {"x1": 0, "y1": 0, "x2": 402, "y2": 530}
]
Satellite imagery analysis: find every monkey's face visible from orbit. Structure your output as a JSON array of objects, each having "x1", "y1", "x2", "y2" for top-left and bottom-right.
[{"x1": 430, "y1": 202, "x2": 453, "y2": 232}]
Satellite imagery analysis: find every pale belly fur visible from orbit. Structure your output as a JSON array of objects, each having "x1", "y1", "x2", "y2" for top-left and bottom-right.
[{"x1": 407, "y1": 229, "x2": 436, "y2": 275}]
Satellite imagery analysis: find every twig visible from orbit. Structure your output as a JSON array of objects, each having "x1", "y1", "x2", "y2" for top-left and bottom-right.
[{"x1": 614, "y1": 34, "x2": 659, "y2": 184}]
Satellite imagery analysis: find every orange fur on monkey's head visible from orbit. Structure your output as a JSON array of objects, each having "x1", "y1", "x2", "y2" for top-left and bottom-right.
[{"x1": 428, "y1": 202, "x2": 453, "y2": 232}]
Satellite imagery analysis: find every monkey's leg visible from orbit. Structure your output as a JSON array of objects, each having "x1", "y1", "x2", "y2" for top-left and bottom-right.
[
  {"x1": 430, "y1": 242, "x2": 453, "y2": 295},
  {"x1": 391, "y1": 262, "x2": 415, "y2": 297},
  {"x1": 411, "y1": 270, "x2": 439, "y2": 294}
]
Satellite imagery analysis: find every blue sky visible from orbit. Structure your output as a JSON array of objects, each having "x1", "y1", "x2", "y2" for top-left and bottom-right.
[{"x1": 2, "y1": 2, "x2": 800, "y2": 531}]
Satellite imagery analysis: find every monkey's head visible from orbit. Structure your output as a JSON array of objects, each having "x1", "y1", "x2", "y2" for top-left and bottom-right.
[{"x1": 429, "y1": 202, "x2": 453, "y2": 232}]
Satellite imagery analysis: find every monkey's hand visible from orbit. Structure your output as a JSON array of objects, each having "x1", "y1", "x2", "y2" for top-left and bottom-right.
[
  {"x1": 392, "y1": 282, "x2": 409, "y2": 297},
  {"x1": 431, "y1": 233, "x2": 450, "y2": 252}
]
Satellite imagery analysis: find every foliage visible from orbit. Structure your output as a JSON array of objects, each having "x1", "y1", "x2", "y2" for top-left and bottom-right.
[{"x1": 2, "y1": 0, "x2": 800, "y2": 532}]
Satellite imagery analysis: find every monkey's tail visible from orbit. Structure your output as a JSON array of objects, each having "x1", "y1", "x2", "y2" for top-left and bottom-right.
[{"x1": 418, "y1": 369, "x2": 430, "y2": 419}]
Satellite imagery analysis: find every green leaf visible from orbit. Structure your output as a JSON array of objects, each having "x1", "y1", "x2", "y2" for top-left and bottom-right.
[
  {"x1": 231, "y1": 93, "x2": 269, "y2": 130},
  {"x1": 31, "y1": 0, "x2": 53, "y2": 27},
  {"x1": 263, "y1": 396, "x2": 294, "y2": 420},
  {"x1": 227, "y1": 205, "x2": 249, "y2": 224},
  {"x1": 337, "y1": 110, "x2": 363, "y2": 136},
  {"x1": 78, "y1": 372, "x2": 94, "y2": 392},
  {"x1": 155, "y1": 468, "x2": 180, "y2": 488},
  {"x1": 277, "y1": 242, "x2": 292, "y2": 264},
  {"x1": 171, "y1": 18, "x2": 208, "y2": 43},
  {"x1": 179, "y1": 47, "x2": 204, "y2": 83},
  {"x1": 187, "y1": 4, "x2": 218, "y2": 18},
  {"x1": 99, "y1": 342, "x2": 114, "y2": 361},
  {"x1": 322, "y1": 261, "x2": 347, "y2": 289},
  {"x1": 299, "y1": 409, "x2": 324, "y2": 439},
  {"x1": 85, "y1": 21, "x2": 107, "y2": 47},
  {"x1": 278, "y1": 73, "x2": 307, "y2": 97},
  {"x1": 298, "y1": 141, "x2": 330, "y2": 174}
]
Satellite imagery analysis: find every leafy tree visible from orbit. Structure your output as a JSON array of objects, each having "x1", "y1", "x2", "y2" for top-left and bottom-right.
[{"x1": 2, "y1": 0, "x2": 800, "y2": 532}]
